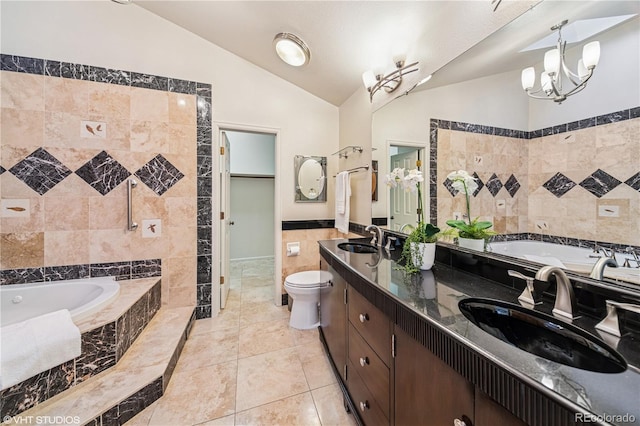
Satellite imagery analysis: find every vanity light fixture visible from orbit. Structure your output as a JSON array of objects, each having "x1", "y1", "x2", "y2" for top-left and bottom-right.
[
  {"x1": 273, "y1": 33, "x2": 311, "y2": 67},
  {"x1": 362, "y1": 54, "x2": 419, "y2": 102},
  {"x1": 521, "y1": 20, "x2": 600, "y2": 104}
]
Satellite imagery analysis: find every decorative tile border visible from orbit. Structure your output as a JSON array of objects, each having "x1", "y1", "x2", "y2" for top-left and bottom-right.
[
  {"x1": 0, "y1": 280, "x2": 162, "y2": 418},
  {"x1": 1, "y1": 53, "x2": 213, "y2": 317},
  {"x1": 0, "y1": 258, "x2": 161, "y2": 285},
  {"x1": 281, "y1": 219, "x2": 335, "y2": 230}
]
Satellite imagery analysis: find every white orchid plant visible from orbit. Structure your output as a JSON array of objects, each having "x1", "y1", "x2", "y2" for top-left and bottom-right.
[
  {"x1": 446, "y1": 170, "x2": 496, "y2": 240},
  {"x1": 385, "y1": 163, "x2": 441, "y2": 273}
]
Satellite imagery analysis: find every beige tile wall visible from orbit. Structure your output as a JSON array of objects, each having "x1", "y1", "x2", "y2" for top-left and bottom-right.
[
  {"x1": 436, "y1": 117, "x2": 639, "y2": 245},
  {"x1": 436, "y1": 129, "x2": 528, "y2": 235},
  {"x1": 281, "y1": 228, "x2": 358, "y2": 292},
  {"x1": 0, "y1": 71, "x2": 197, "y2": 308},
  {"x1": 528, "y1": 118, "x2": 640, "y2": 245}
]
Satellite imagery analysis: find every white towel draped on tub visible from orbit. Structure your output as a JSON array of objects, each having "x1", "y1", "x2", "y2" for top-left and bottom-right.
[
  {"x1": 335, "y1": 171, "x2": 351, "y2": 234},
  {"x1": 0, "y1": 309, "x2": 81, "y2": 390}
]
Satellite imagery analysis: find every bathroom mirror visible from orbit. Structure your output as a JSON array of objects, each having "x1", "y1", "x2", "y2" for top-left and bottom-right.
[
  {"x1": 372, "y1": 1, "x2": 640, "y2": 285},
  {"x1": 294, "y1": 155, "x2": 327, "y2": 202}
]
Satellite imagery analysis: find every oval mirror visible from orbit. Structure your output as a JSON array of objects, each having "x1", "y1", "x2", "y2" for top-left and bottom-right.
[{"x1": 295, "y1": 155, "x2": 327, "y2": 202}]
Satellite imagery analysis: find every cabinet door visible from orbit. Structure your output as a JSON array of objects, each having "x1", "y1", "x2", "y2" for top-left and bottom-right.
[
  {"x1": 394, "y1": 326, "x2": 474, "y2": 426},
  {"x1": 320, "y1": 260, "x2": 348, "y2": 381},
  {"x1": 475, "y1": 388, "x2": 527, "y2": 426}
]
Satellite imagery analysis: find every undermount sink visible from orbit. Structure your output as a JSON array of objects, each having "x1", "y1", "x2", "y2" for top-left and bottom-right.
[
  {"x1": 337, "y1": 242, "x2": 378, "y2": 254},
  {"x1": 458, "y1": 298, "x2": 627, "y2": 374}
]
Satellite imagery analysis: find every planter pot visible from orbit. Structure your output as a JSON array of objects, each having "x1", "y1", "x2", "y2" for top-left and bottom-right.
[
  {"x1": 458, "y1": 237, "x2": 485, "y2": 251},
  {"x1": 410, "y1": 242, "x2": 436, "y2": 270}
]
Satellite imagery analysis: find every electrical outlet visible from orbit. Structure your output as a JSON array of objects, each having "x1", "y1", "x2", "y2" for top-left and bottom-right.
[
  {"x1": 474, "y1": 155, "x2": 483, "y2": 165},
  {"x1": 142, "y1": 219, "x2": 162, "y2": 238}
]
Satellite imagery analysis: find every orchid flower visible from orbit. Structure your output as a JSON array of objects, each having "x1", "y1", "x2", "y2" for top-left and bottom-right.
[
  {"x1": 384, "y1": 168, "x2": 405, "y2": 188},
  {"x1": 403, "y1": 169, "x2": 424, "y2": 193},
  {"x1": 445, "y1": 169, "x2": 495, "y2": 240}
]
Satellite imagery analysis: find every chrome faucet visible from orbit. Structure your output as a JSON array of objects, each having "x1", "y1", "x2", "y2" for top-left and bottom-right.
[
  {"x1": 589, "y1": 257, "x2": 618, "y2": 281},
  {"x1": 365, "y1": 224, "x2": 383, "y2": 247},
  {"x1": 535, "y1": 266, "x2": 578, "y2": 320}
]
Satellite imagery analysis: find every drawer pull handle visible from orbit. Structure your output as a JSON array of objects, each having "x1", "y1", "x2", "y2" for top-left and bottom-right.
[
  {"x1": 359, "y1": 401, "x2": 369, "y2": 412},
  {"x1": 359, "y1": 313, "x2": 369, "y2": 323},
  {"x1": 359, "y1": 357, "x2": 369, "y2": 367}
]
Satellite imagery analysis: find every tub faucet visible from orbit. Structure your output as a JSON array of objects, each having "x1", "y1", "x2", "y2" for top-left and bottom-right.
[
  {"x1": 365, "y1": 224, "x2": 382, "y2": 247},
  {"x1": 589, "y1": 257, "x2": 618, "y2": 281},
  {"x1": 399, "y1": 223, "x2": 415, "y2": 233},
  {"x1": 535, "y1": 266, "x2": 579, "y2": 320}
]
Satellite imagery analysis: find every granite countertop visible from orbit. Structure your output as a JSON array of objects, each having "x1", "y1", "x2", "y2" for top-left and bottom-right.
[{"x1": 319, "y1": 238, "x2": 640, "y2": 425}]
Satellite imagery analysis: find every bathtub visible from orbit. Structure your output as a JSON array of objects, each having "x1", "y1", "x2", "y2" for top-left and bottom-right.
[
  {"x1": 488, "y1": 240, "x2": 640, "y2": 284},
  {"x1": 1, "y1": 277, "x2": 120, "y2": 327}
]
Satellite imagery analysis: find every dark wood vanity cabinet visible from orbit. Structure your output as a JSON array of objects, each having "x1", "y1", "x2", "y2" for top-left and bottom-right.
[
  {"x1": 347, "y1": 289, "x2": 392, "y2": 425},
  {"x1": 319, "y1": 260, "x2": 348, "y2": 381},
  {"x1": 394, "y1": 326, "x2": 526, "y2": 426},
  {"x1": 394, "y1": 326, "x2": 474, "y2": 426}
]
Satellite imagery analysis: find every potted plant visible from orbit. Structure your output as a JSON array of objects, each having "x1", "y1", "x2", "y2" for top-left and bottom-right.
[
  {"x1": 445, "y1": 170, "x2": 496, "y2": 251},
  {"x1": 386, "y1": 163, "x2": 441, "y2": 273}
]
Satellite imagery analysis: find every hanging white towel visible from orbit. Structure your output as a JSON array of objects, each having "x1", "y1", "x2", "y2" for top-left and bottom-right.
[
  {"x1": 335, "y1": 171, "x2": 351, "y2": 234},
  {"x1": 0, "y1": 309, "x2": 81, "y2": 390}
]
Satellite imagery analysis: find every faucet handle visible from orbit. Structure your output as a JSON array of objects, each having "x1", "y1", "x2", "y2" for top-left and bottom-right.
[
  {"x1": 508, "y1": 270, "x2": 541, "y2": 306},
  {"x1": 385, "y1": 236, "x2": 397, "y2": 252},
  {"x1": 595, "y1": 300, "x2": 640, "y2": 337}
]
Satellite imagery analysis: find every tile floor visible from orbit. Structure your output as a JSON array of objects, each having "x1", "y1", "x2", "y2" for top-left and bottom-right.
[{"x1": 126, "y1": 258, "x2": 357, "y2": 426}]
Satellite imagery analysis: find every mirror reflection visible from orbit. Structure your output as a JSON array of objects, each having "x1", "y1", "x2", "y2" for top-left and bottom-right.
[
  {"x1": 372, "y1": 1, "x2": 640, "y2": 285},
  {"x1": 295, "y1": 155, "x2": 327, "y2": 202}
]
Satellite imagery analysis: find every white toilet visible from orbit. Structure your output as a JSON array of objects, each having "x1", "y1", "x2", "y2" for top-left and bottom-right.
[{"x1": 284, "y1": 270, "x2": 332, "y2": 329}]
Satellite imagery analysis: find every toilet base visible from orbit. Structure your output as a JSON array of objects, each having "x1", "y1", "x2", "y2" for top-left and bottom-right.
[{"x1": 289, "y1": 298, "x2": 319, "y2": 330}]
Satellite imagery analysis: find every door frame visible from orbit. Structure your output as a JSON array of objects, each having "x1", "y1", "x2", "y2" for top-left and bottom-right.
[
  {"x1": 386, "y1": 139, "x2": 428, "y2": 229},
  {"x1": 213, "y1": 121, "x2": 282, "y2": 316}
]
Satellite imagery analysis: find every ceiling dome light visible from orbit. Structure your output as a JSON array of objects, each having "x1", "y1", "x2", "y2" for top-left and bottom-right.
[{"x1": 273, "y1": 33, "x2": 310, "y2": 67}]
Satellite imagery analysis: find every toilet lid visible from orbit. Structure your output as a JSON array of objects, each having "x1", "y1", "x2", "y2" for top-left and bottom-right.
[{"x1": 285, "y1": 271, "x2": 332, "y2": 287}]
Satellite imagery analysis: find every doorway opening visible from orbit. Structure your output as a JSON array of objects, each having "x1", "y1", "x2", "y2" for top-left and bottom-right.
[
  {"x1": 388, "y1": 142, "x2": 426, "y2": 232},
  {"x1": 218, "y1": 129, "x2": 276, "y2": 309}
]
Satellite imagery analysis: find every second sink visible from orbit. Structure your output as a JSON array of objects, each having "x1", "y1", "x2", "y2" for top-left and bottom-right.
[
  {"x1": 337, "y1": 242, "x2": 378, "y2": 254},
  {"x1": 458, "y1": 298, "x2": 627, "y2": 374}
]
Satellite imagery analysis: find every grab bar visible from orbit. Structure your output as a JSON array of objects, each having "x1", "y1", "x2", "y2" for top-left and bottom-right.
[{"x1": 127, "y1": 178, "x2": 138, "y2": 231}]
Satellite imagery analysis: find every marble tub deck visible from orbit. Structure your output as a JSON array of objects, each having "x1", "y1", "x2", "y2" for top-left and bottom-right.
[{"x1": 126, "y1": 258, "x2": 357, "y2": 426}]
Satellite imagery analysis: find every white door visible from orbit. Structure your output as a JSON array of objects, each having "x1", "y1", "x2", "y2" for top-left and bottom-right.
[
  {"x1": 390, "y1": 149, "x2": 420, "y2": 231},
  {"x1": 220, "y1": 132, "x2": 231, "y2": 308}
]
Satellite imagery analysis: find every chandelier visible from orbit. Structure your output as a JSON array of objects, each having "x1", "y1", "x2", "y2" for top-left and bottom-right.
[
  {"x1": 521, "y1": 20, "x2": 600, "y2": 104},
  {"x1": 362, "y1": 55, "x2": 419, "y2": 102}
]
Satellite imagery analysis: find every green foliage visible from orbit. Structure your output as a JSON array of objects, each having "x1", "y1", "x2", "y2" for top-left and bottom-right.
[
  {"x1": 446, "y1": 217, "x2": 496, "y2": 240},
  {"x1": 398, "y1": 223, "x2": 441, "y2": 274}
]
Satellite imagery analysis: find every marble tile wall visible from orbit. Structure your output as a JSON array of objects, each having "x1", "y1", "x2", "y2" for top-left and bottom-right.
[
  {"x1": 435, "y1": 121, "x2": 527, "y2": 236},
  {"x1": 0, "y1": 54, "x2": 213, "y2": 316},
  {"x1": 0, "y1": 280, "x2": 162, "y2": 418},
  {"x1": 431, "y1": 107, "x2": 640, "y2": 248}
]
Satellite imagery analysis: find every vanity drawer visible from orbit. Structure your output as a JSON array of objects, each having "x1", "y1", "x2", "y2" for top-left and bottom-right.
[
  {"x1": 348, "y1": 359, "x2": 389, "y2": 426},
  {"x1": 348, "y1": 323, "x2": 390, "y2": 418},
  {"x1": 348, "y1": 287, "x2": 391, "y2": 366}
]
